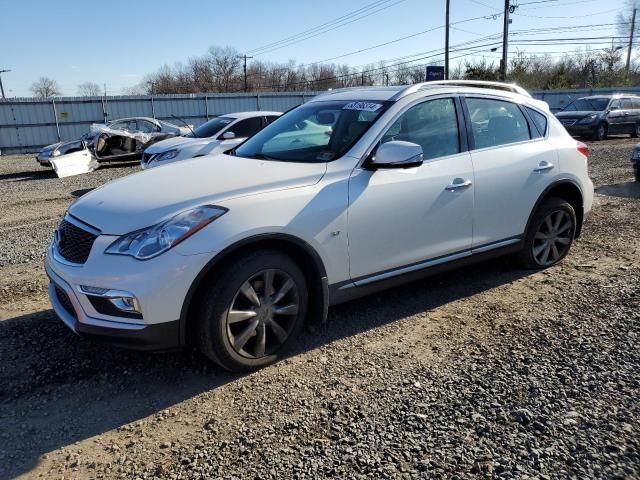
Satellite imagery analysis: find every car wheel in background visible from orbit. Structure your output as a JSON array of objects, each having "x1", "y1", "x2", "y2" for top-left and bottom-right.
[
  {"x1": 635, "y1": 168, "x2": 640, "y2": 182},
  {"x1": 518, "y1": 197, "x2": 577, "y2": 269},
  {"x1": 593, "y1": 123, "x2": 608, "y2": 141},
  {"x1": 195, "y1": 249, "x2": 308, "y2": 371},
  {"x1": 632, "y1": 124, "x2": 640, "y2": 138}
]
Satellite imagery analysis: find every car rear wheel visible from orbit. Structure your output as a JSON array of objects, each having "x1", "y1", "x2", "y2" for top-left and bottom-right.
[
  {"x1": 632, "y1": 124, "x2": 640, "y2": 138},
  {"x1": 518, "y1": 197, "x2": 577, "y2": 269},
  {"x1": 593, "y1": 123, "x2": 608, "y2": 141},
  {"x1": 635, "y1": 168, "x2": 640, "y2": 182},
  {"x1": 195, "y1": 249, "x2": 308, "y2": 371}
]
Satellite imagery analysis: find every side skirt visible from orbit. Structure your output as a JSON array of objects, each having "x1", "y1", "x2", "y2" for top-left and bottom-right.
[{"x1": 328, "y1": 240, "x2": 523, "y2": 306}]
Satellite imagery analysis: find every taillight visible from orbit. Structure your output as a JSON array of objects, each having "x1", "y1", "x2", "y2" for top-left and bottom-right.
[{"x1": 576, "y1": 141, "x2": 589, "y2": 158}]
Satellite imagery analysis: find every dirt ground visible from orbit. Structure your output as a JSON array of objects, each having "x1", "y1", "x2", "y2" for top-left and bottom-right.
[{"x1": 0, "y1": 141, "x2": 639, "y2": 479}]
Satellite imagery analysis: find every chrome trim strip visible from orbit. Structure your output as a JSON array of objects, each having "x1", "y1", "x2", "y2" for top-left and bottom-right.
[
  {"x1": 349, "y1": 236, "x2": 522, "y2": 288},
  {"x1": 354, "y1": 251, "x2": 472, "y2": 287},
  {"x1": 64, "y1": 213, "x2": 101, "y2": 236},
  {"x1": 471, "y1": 237, "x2": 521, "y2": 254}
]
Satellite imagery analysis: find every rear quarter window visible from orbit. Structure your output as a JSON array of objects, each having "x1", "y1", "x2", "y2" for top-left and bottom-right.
[{"x1": 525, "y1": 107, "x2": 548, "y2": 138}]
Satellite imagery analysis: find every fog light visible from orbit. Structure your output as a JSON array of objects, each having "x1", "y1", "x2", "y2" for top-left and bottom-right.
[
  {"x1": 109, "y1": 295, "x2": 141, "y2": 313},
  {"x1": 78, "y1": 285, "x2": 141, "y2": 314}
]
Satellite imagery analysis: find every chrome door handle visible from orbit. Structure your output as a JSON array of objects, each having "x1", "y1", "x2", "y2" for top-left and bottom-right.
[
  {"x1": 533, "y1": 161, "x2": 554, "y2": 172},
  {"x1": 445, "y1": 178, "x2": 473, "y2": 191}
]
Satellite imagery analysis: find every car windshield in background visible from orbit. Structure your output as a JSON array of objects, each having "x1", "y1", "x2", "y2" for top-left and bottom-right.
[
  {"x1": 563, "y1": 98, "x2": 610, "y2": 112},
  {"x1": 186, "y1": 117, "x2": 234, "y2": 138},
  {"x1": 234, "y1": 100, "x2": 389, "y2": 162}
]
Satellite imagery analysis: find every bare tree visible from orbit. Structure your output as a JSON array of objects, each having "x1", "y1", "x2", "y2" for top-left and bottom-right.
[
  {"x1": 77, "y1": 81, "x2": 101, "y2": 96},
  {"x1": 30, "y1": 77, "x2": 62, "y2": 97}
]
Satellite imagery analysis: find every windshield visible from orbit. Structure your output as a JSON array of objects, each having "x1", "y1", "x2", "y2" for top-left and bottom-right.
[
  {"x1": 186, "y1": 116, "x2": 234, "y2": 138},
  {"x1": 563, "y1": 98, "x2": 609, "y2": 112},
  {"x1": 234, "y1": 100, "x2": 389, "y2": 162}
]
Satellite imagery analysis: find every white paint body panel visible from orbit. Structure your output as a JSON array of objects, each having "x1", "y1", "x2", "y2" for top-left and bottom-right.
[
  {"x1": 347, "y1": 152, "x2": 474, "y2": 279},
  {"x1": 50, "y1": 150, "x2": 98, "y2": 178}
]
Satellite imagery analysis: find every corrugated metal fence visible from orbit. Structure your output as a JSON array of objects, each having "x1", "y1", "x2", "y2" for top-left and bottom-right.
[
  {"x1": 3, "y1": 86, "x2": 640, "y2": 154},
  {"x1": 0, "y1": 92, "x2": 319, "y2": 154}
]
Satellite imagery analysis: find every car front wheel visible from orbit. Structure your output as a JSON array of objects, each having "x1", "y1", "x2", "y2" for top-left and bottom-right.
[
  {"x1": 518, "y1": 197, "x2": 577, "y2": 269},
  {"x1": 195, "y1": 249, "x2": 308, "y2": 371},
  {"x1": 593, "y1": 123, "x2": 608, "y2": 141}
]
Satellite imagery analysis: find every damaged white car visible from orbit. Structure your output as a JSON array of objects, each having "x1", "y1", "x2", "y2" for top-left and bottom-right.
[
  {"x1": 141, "y1": 111, "x2": 281, "y2": 169},
  {"x1": 36, "y1": 117, "x2": 188, "y2": 178}
]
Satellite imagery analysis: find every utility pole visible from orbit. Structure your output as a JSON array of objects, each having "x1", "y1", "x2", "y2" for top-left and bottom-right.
[
  {"x1": 238, "y1": 54, "x2": 254, "y2": 92},
  {"x1": 445, "y1": 0, "x2": 450, "y2": 80},
  {"x1": 626, "y1": 7, "x2": 637, "y2": 77},
  {"x1": 0, "y1": 69, "x2": 10, "y2": 100},
  {"x1": 501, "y1": 0, "x2": 511, "y2": 81}
]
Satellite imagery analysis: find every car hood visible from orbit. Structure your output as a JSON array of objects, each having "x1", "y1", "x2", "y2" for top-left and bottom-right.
[
  {"x1": 39, "y1": 141, "x2": 67, "y2": 152},
  {"x1": 144, "y1": 136, "x2": 212, "y2": 153},
  {"x1": 556, "y1": 110, "x2": 601, "y2": 119},
  {"x1": 69, "y1": 154, "x2": 327, "y2": 235}
]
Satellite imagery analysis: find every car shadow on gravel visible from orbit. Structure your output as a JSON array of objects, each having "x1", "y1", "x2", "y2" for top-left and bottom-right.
[
  {"x1": 595, "y1": 181, "x2": 640, "y2": 199},
  {"x1": 0, "y1": 169, "x2": 57, "y2": 182},
  {"x1": 0, "y1": 256, "x2": 531, "y2": 478}
]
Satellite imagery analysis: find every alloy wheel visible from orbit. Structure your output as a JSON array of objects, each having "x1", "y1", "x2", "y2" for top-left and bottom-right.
[
  {"x1": 532, "y1": 210, "x2": 573, "y2": 266},
  {"x1": 226, "y1": 269, "x2": 300, "y2": 359}
]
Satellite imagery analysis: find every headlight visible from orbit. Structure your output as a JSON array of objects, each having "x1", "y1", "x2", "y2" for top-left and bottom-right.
[
  {"x1": 51, "y1": 150, "x2": 60, "y2": 157},
  {"x1": 577, "y1": 114, "x2": 597, "y2": 124},
  {"x1": 156, "y1": 149, "x2": 180, "y2": 161},
  {"x1": 105, "y1": 205, "x2": 228, "y2": 260}
]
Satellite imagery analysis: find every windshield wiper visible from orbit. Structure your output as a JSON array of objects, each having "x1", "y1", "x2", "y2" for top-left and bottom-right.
[{"x1": 249, "y1": 153, "x2": 283, "y2": 161}]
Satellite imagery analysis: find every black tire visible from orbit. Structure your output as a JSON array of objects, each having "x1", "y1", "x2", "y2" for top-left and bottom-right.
[
  {"x1": 635, "y1": 168, "x2": 640, "y2": 182},
  {"x1": 517, "y1": 197, "x2": 577, "y2": 269},
  {"x1": 195, "y1": 249, "x2": 308, "y2": 372},
  {"x1": 633, "y1": 124, "x2": 640, "y2": 139},
  {"x1": 592, "y1": 122, "x2": 608, "y2": 141}
]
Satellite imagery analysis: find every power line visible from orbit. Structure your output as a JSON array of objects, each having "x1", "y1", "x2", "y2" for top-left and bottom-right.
[{"x1": 246, "y1": 0, "x2": 406, "y2": 56}]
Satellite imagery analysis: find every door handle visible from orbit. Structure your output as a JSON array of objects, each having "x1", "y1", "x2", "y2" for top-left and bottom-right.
[
  {"x1": 445, "y1": 178, "x2": 473, "y2": 191},
  {"x1": 533, "y1": 161, "x2": 554, "y2": 172}
]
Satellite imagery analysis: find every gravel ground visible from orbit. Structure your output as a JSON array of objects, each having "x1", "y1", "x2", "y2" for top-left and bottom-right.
[{"x1": 0, "y1": 141, "x2": 639, "y2": 479}]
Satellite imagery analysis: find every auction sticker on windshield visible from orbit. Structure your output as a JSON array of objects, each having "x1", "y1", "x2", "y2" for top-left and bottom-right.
[{"x1": 342, "y1": 101, "x2": 382, "y2": 112}]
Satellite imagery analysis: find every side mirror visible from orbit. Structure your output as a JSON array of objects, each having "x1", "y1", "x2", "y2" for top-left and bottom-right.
[
  {"x1": 369, "y1": 141, "x2": 423, "y2": 169},
  {"x1": 222, "y1": 131, "x2": 236, "y2": 140}
]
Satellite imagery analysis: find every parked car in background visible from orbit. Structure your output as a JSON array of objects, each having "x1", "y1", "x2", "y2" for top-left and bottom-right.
[
  {"x1": 36, "y1": 117, "x2": 188, "y2": 172},
  {"x1": 46, "y1": 80, "x2": 593, "y2": 372},
  {"x1": 141, "y1": 111, "x2": 281, "y2": 169},
  {"x1": 631, "y1": 144, "x2": 640, "y2": 182},
  {"x1": 555, "y1": 94, "x2": 640, "y2": 140}
]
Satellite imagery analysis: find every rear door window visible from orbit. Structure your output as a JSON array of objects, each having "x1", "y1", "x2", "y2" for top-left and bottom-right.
[
  {"x1": 620, "y1": 98, "x2": 634, "y2": 110},
  {"x1": 465, "y1": 98, "x2": 531, "y2": 149}
]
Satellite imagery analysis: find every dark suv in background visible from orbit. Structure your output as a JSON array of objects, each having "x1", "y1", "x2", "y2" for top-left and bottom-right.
[{"x1": 556, "y1": 94, "x2": 640, "y2": 140}]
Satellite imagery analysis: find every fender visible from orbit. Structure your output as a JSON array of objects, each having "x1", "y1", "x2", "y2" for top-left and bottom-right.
[
  {"x1": 178, "y1": 233, "x2": 329, "y2": 346},
  {"x1": 524, "y1": 178, "x2": 585, "y2": 238}
]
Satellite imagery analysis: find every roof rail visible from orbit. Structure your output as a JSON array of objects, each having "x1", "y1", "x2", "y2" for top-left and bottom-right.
[{"x1": 390, "y1": 80, "x2": 531, "y2": 100}]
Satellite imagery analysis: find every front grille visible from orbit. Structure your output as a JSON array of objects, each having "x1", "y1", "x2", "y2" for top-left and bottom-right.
[
  {"x1": 54, "y1": 284, "x2": 77, "y2": 319},
  {"x1": 56, "y1": 219, "x2": 98, "y2": 264}
]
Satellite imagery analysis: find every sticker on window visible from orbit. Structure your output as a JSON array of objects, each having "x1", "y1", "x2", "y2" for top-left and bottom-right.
[{"x1": 342, "y1": 102, "x2": 382, "y2": 112}]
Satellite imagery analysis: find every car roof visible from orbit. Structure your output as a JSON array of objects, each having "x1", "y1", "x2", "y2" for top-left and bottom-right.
[
  {"x1": 307, "y1": 82, "x2": 548, "y2": 111},
  {"x1": 224, "y1": 111, "x2": 282, "y2": 120}
]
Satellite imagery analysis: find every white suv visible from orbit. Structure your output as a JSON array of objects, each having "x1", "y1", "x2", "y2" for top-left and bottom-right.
[{"x1": 46, "y1": 81, "x2": 594, "y2": 371}]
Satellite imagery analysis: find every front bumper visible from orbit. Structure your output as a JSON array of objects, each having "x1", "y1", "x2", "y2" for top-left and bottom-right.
[
  {"x1": 36, "y1": 153, "x2": 52, "y2": 166},
  {"x1": 45, "y1": 239, "x2": 211, "y2": 351},
  {"x1": 47, "y1": 264, "x2": 181, "y2": 351}
]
